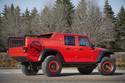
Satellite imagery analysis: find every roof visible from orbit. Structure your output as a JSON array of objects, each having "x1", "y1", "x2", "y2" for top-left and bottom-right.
[{"x1": 27, "y1": 32, "x2": 88, "y2": 38}]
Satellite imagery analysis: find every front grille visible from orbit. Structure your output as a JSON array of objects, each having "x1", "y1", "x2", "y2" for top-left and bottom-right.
[{"x1": 8, "y1": 37, "x2": 24, "y2": 48}]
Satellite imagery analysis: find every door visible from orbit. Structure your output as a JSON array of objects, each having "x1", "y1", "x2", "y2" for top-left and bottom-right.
[
  {"x1": 77, "y1": 37, "x2": 95, "y2": 62},
  {"x1": 62, "y1": 36, "x2": 77, "y2": 62}
]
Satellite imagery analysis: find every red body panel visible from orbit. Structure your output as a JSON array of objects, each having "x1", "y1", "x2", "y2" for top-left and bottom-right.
[
  {"x1": 8, "y1": 32, "x2": 103, "y2": 63},
  {"x1": 8, "y1": 47, "x2": 27, "y2": 57}
]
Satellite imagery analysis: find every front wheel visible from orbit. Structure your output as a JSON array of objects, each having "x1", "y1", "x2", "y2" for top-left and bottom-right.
[
  {"x1": 42, "y1": 56, "x2": 62, "y2": 77},
  {"x1": 98, "y1": 57, "x2": 116, "y2": 75}
]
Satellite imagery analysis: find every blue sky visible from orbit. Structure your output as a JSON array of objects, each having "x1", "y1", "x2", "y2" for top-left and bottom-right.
[{"x1": 0, "y1": 0, "x2": 125, "y2": 15}]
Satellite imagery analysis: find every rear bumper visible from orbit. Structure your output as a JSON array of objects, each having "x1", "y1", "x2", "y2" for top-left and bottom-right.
[{"x1": 8, "y1": 47, "x2": 28, "y2": 62}]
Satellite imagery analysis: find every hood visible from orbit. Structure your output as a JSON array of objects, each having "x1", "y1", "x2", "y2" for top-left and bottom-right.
[
  {"x1": 95, "y1": 47, "x2": 107, "y2": 51},
  {"x1": 95, "y1": 47, "x2": 114, "y2": 54}
]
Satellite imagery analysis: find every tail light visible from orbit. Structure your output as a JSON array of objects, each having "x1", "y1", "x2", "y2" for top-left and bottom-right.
[{"x1": 23, "y1": 47, "x2": 28, "y2": 53}]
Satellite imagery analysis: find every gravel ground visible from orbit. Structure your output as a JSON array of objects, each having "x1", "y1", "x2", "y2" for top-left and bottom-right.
[{"x1": 0, "y1": 68, "x2": 125, "y2": 83}]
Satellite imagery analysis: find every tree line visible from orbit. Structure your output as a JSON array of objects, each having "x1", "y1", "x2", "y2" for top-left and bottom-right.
[{"x1": 0, "y1": 0, "x2": 125, "y2": 52}]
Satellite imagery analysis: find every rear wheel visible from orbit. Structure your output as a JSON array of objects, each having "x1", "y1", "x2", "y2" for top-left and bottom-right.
[
  {"x1": 77, "y1": 67, "x2": 94, "y2": 74},
  {"x1": 21, "y1": 63, "x2": 39, "y2": 75},
  {"x1": 98, "y1": 57, "x2": 116, "y2": 75},
  {"x1": 42, "y1": 56, "x2": 62, "y2": 77}
]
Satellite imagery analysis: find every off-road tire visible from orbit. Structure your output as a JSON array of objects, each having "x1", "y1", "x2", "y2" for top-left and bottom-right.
[
  {"x1": 98, "y1": 57, "x2": 116, "y2": 75},
  {"x1": 42, "y1": 56, "x2": 62, "y2": 77},
  {"x1": 21, "y1": 64, "x2": 38, "y2": 75}
]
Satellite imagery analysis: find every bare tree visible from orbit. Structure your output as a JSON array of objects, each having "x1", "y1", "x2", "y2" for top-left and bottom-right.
[
  {"x1": 0, "y1": 0, "x2": 116, "y2": 50},
  {"x1": 98, "y1": 17, "x2": 115, "y2": 48},
  {"x1": 72, "y1": 0, "x2": 103, "y2": 44},
  {"x1": 52, "y1": 0, "x2": 74, "y2": 33},
  {"x1": 21, "y1": 8, "x2": 32, "y2": 35},
  {"x1": 40, "y1": 6, "x2": 56, "y2": 33},
  {"x1": 30, "y1": 8, "x2": 42, "y2": 34},
  {"x1": 40, "y1": 0, "x2": 74, "y2": 33}
]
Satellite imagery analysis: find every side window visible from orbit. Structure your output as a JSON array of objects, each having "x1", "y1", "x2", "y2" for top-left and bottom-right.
[
  {"x1": 64, "y1": 36, "x2": 75, "y2": 46},
  {"x1": 79, "y1": 37, "x2": 90, "y2": 46}
]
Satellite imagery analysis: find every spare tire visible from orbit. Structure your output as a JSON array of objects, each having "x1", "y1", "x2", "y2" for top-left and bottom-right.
[{"x1": 30, "y1": 41, "x2": 42, "y2": 51}]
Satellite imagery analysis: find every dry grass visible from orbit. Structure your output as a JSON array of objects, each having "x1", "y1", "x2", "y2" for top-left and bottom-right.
[
  {"x1": 0, "y1": 53, "x2": 20, "y2": 69},
  {"x1": 116, "y1": 56, "x2": 125, "y2": 67},
  {"x1": 0, "y1": 60, "x2": 20, "y2": 69}
]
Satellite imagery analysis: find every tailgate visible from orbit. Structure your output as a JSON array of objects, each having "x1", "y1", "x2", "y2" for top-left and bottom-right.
[{"x1": 8, "y1": 37, "x2": 27, "y2": 57}]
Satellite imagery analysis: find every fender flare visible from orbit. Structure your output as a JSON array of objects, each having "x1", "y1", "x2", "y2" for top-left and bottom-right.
[
  {"x1": 96, "y1": 50, "x2": 114, "y2": 63},
  {"x1": 39, "y1": 49, "x2": 65, "y2": 63}
]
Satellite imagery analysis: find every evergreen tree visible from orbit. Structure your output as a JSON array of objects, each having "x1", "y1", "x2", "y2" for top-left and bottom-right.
[
  {"x1": 23, "y1": 8, "x2": 30, "y2": 17},
  {"x1": 0, "y1": 14, "x2": 2, "y2": 29},
  {"x1": 117, "y1": 6, "x2": 125, "y2": 26},
  {"x1": 0, "y1": 14, "x2": 3, "y2": 49},
  {"x1": 54, "y1": 0, "x2": 74, "y2": 33},
  {"x1": 103, "y1": 0, "x2": 116, "y2": 49},
  {"x1": 10, "y1": 4, "x2": 14, "y2": 15},
  {"x1": 116, "y1": 6, "x2": 125, "y2": 51},
  {"x1": 30, "y1": 8, "x2": 41, "y2": 34},
  {"x1": 104, "y1": 0, "x2": 115, "y2": 22},
  {"x1": 2, "y1": 5, "x2": 9, "y2": 18},
  {"x1": 15, "y1": 6, "x2": 21, "y2": 36},
  {"x1": 1, "y1": 5, "x2": 8, "y2": 49},
  {"x1": 31, "y1": 8, "x2": 38, "y2": 18},
  {"x1": 1, "y1": 4, "x2": 22, "y2": 48},
  {"x1": 22, "y1": 8, "x2": 32, "y2": 35}
]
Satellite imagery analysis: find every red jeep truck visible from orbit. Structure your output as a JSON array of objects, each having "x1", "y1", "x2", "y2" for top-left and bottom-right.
[{"x1": 8, "y1": 32, "x2": 116, "y2": 77}]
